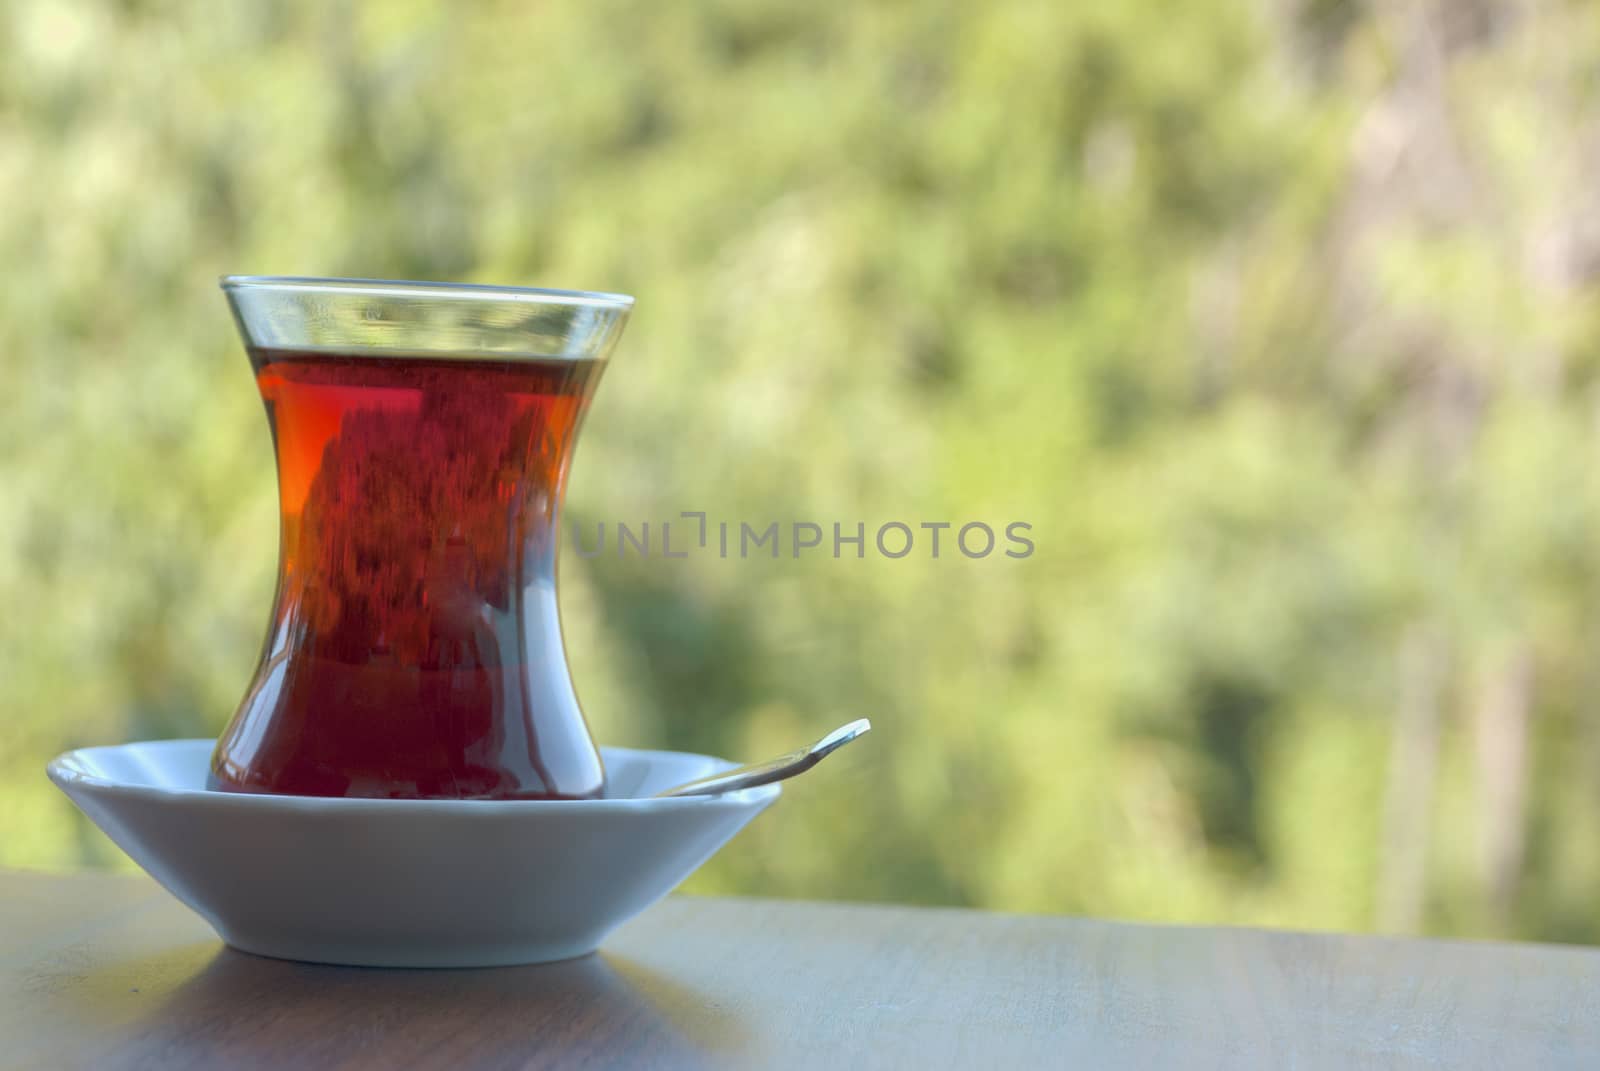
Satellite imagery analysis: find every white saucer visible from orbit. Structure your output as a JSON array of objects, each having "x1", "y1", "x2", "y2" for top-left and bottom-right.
[{"x1": 48, "y1": 739, "x2": 779, "y2": 968}]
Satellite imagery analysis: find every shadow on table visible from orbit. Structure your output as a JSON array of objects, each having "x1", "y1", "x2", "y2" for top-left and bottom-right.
[{"x1": 47, "y1": 940, "x2": 746, "y2": 1069}]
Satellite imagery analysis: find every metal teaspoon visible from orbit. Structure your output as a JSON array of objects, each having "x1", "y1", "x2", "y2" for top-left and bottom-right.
[{"x1": 653, "y1": 719, "x2": 872, "y2": 798}]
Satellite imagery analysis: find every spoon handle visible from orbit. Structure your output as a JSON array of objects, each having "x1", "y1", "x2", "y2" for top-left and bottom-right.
[{"x1": 653, "y1": 718, "x2": 872, "y2": 798}]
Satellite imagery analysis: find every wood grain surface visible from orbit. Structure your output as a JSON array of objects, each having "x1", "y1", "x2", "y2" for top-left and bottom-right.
[{"x1": 2, "y1": 868, "x2": 1598, "y2": 1069}]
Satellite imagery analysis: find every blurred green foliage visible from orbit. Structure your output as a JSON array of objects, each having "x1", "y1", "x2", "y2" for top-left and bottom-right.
[{"x1": 6, "y1": 0, "x2": 1600, "y2": 943}]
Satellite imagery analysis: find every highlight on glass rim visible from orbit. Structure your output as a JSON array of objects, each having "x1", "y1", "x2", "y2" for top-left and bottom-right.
[{"x1": 6, "y1": 1, "x2": 1600, "y2": 1064}]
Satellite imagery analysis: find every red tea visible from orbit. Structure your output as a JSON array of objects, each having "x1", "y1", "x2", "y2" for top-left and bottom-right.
[{"x1": 208, "y1": 347, "x2": 607, "y2": 799}]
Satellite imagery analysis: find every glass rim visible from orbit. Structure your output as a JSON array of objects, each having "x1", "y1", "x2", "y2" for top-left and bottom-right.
[{"x1": 219, "y1": 275, "x2": 635, "y2": 311}]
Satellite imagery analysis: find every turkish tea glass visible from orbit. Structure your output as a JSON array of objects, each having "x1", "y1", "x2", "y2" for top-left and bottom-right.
[{"x1": 209, "y1": 276, "x2": 632, "y2": 799}]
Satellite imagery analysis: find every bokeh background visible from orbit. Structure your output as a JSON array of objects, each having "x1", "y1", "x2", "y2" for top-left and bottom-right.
[{"x1": 7, "y1": 0, "x2": 1600, "y2": 944}]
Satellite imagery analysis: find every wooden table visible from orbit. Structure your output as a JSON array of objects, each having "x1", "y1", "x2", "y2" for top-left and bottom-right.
[{"x1": 3, "y1": 869, "x2": 1598, "y2": 1069}]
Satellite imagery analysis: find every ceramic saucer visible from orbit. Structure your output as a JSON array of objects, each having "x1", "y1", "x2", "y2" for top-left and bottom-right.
[{"x1": 48, "y1": 739, "x2": 778, "y2": 968}]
